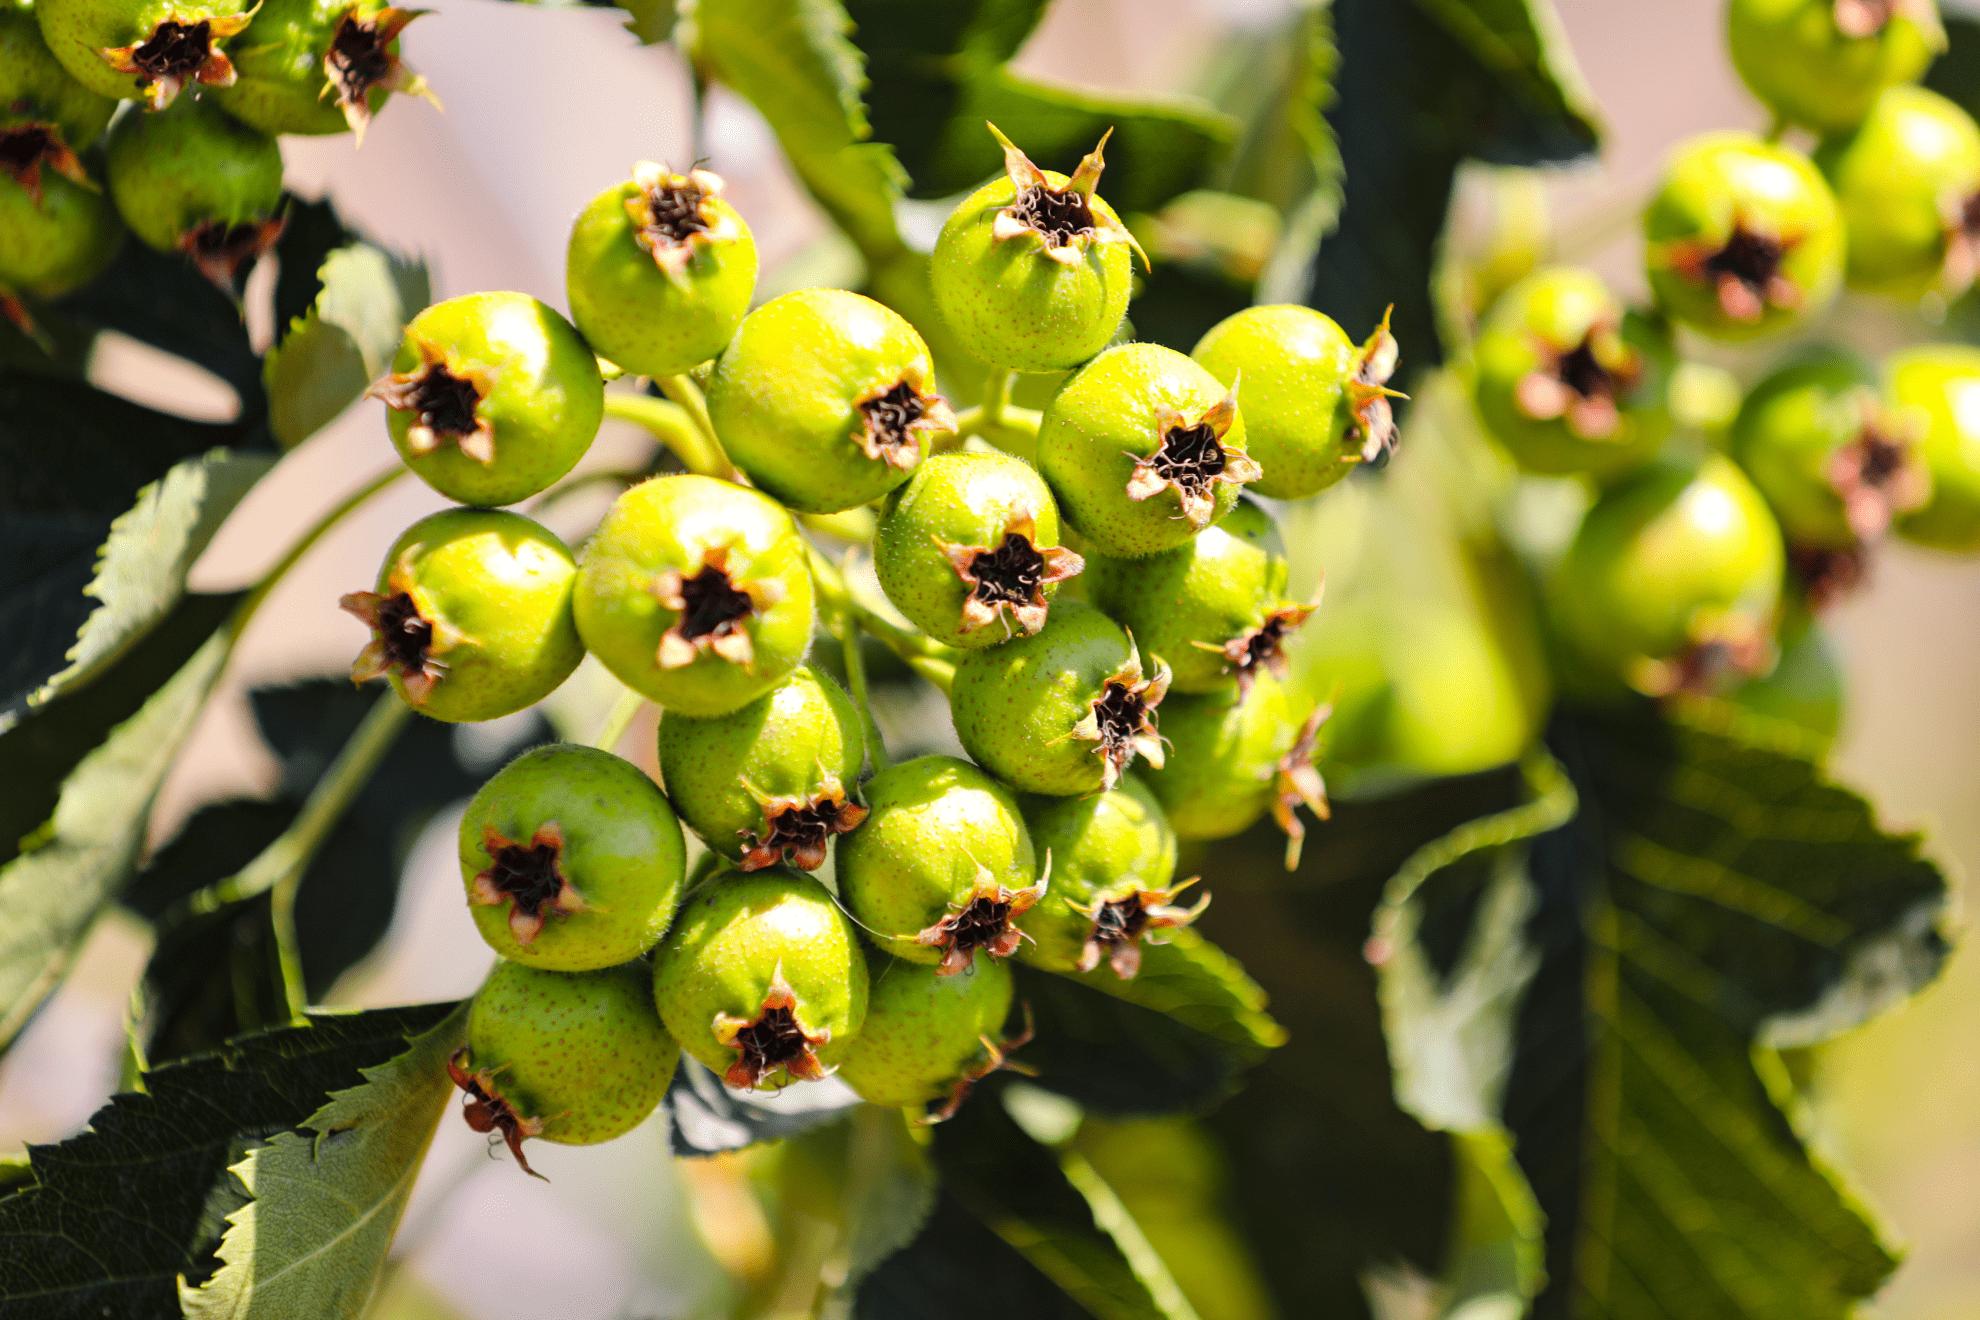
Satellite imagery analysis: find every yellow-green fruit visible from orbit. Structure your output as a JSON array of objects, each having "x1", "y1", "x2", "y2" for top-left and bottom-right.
[
  {"x1": 834, "y1": 951, "x2": 1015, "y2": 1113},
  {"x1": 2, "y1": 10, "x2": 115, "y2": 150},
  {"x1": 104, "y1": 94, "x2": 282, "y2": 255},
  {"x1": 0, "y1": 166, "x2": 122, "y2": 298},
  {"x1": 1727, "y1": 0, "x2": 1943, "y2": 137},
  {"x1": 1140, "y1": 675, "x2": 1307, "y2": 843},
  {"x1": 36, "y1": 0, "x2": 257, "y2": 103},
  {"x1": 1815, "y1": 85, "x2": 1980, "y2": 301},
  {"x1": 1890, "y1": 343, "x2": 1980, "y2": 552},
  {"x1": 1016, "y1": 774, "x2": 1190, "y2": 979}
]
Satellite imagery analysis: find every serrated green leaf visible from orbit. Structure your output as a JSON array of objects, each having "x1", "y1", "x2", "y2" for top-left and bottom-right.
[
  {"x1": 1067, "y1": 930, "x2": 1286, "y2": 1066},
  {"x1": 265, "y1": 243, "x2": 429, "y2": 449},
  {"x1": 264, "y1": 314, "x2": 371, "y2": 452},
  {"x1": 179, "y1": 1003, "x2": 469, "y2": 1319}
]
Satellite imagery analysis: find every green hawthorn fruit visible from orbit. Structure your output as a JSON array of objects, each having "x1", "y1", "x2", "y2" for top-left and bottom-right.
[
  {"x1": 1471, "y1": 267, "x2": 1675, "y2": 478},
  {"x1": 103, "y1": 93, "x2": 282, "y2": 288},
  {"x1": 1889, "y1": 342, "x2": 1980, "y2": 552},
  {"x1": 448, "y1": 959, "x2": 677, "y2": 1177},
  {"x1": 0, "y1": 163, "x2": 122, "y2": 299},
  {"x1": 574, "y1": 474, "x2": 815, "y2": 717},
  {"x1": 1816, "y1": 83, "x2": 1980, "y2": 301},
  {"x1": 1548, "y1": 454, "x2": 1785, "y2": 697},
  {"x1": 707, "y1": 288, "x2": 957, "y2": 514},
  {"x1": 930, "y1": 124, "x2": 1144, "y2": 373},
  {"x1": 652, "y1": 866, "x2": 868, "y2": 1091},
  {"x1": 1015, "y1": 774, "x2": 1197, "y2": 979},
  {"x1": 0, "y1": 17, "x2": 122, "y2": 296},
  {"x1": 210, "y1": 0, "x2": 436, "y2": 139},
  {"x1": 371, "y1": 291, "x2": 604, "y2": 509},
  {"x1": 950, "y1": 600, "x2": 1169, "y2": 796},
  {"x1": 1642, "y1": 133, "x2": 1843, "y2": 341},
  {"x1": 340, "y1": 508, "x2": 583, "y2": 723},
  {"x1": 566, "y1": 163, "x2": 756, "y2": 378},
  {"x1": 1727, "y1": 0, "x2": 1943, "y2": 138},
  {"x1": 658, "y1": 662, "x2": 867, "y2": 871},
  {"x1": 874, "y1": 450, "x2": 1085, "y2": 649},
  {"x1": 458, "y1": 743, "x2": 686, "y2": 970},
  {"x1": 1189, "y1": 304, "x2": 1400, "y2": 497},
  {"x1": 35, "y1": 0, "x2": 257, "y2": 105},
  {"x1": 1086, "y1": 496, "x2": 1313, "y2": 695},
  {"x1": 2, "y1": 13, "x2": 116, "y2": 158},
  {"x1": 835, "y1": 756, "x2": 1042, "y2": 973},
  {"x1": 1038, "y1": 342, "x2": 1258, "y2": 558},
  {"x1": 834, "y1": 950, "x2": 1019, "y2": 1118}
]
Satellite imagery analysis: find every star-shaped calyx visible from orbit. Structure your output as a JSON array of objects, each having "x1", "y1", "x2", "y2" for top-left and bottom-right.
[
  {"x1": 1829, "y1": 396, "x2": 1931, "y2": 542},
  {"x1": 713, "y1": 967, "x2": 833, "y2": 1090},
  {"x1": 1629, "y1": 611, "x2": 1776, "y2": 699},
  {"x1": 1667, "y1": 216, "x2": 1805, "y2": 324},
  {"x1": 322, "y1": 6, "x2": 441, "y2": 145},
  {"x1": 1514, "y1": 314, "x2": 1643, "y2": 441},
  {"x1": 1068, "y1": 645, "x2": 1170, "y2": 790},
  {"x1": 624, "y1": 163, "x2": 740, "y2": 286},
  {"x1": 467, "y1": 823, "x2": 591, "y2": 946},
  {"x1": 651, "y1": 545, "x2": 786, "y2": 671},
  {"x1": 855, "y1": 376, "x2": 956, "y2": 471},
  {"x1": 1125, "y1": 384, "x2": 1261, "y2": 530},
  {"x1": 987, "y1": 123, "x2": 1148, "y2": 269},
  {"x1": 367, "y1": 335, "x2": 497, "y2": 462},
  {"x1": 340, "y1": 581, "x2": 458, "y2": 705},
  {"x1": 936, "y1": 503, "x2": 1085, "y2": 639},
  {"x1": 1346, "y1": 307, "x2": 1406, "y2": 463},
  {"x1": 1074, "y1": 878, "x2": 1209, "y2": 980},
  {"x1": 914, "y1": 860, "x2": 1051, "y2": 977},
  {"x1": 0, "y1": 124, "x2": 91, "y2": 206},
  {"x1": 1270, "y1": 705, "x2": 1333, "y2": 871},
  {"x1": 181, "y1": 216, "x2": 287, "y2": 293},
  {"x1": 100, "y1": 9, "x2": 256, "y2": 110},
  {"x1": 1833, "y1": 0, "x2": 1939, "y2": 38},
  {"x1": 923, "y1": 1006, "x2": 1038, "y2": 1125},
  {"x1": 1197, "y1": 584, "x2": 1322, "y2": 697},
  {"x1": 447, "y1": 1050, "x2": 548, "y2": 1179},
  {"x1": 737, "y1": 774, "x2": 868, "y2": 872}
]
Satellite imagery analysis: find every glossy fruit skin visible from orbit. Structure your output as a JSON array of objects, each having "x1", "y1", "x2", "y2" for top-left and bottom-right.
[
  {"x1": 1890, "y1": 343, "x2": 1980, "y2": 551},
  {"x1": 104, "y1": 95, "x2": 282, "y2": 253},
  {"x1": 36, "y1": 0, "x2": 257, "y2": 101},
  {"x1": 379, "y1": 291, "x2": 604, "y2": 508},
  {"x1": 565, "y1": 166, "x2": 756, "y2": 378},
  {"x1": 1729, "y1": 350, "x2": 1882, "y2": 548},
  {"x1": 464, "y1": 958, "x2": 677, "y2": 1146},
  {"x1": 1038, "y1": 342, "x2": 1255, "y2": 558},
  {"x1": 1815, "y1": 85, "x2": 1980, "y2": 300},
  {"x1": 346, "y1": 509, "x2": 584, "y2": 723},
  {"x1": 2, "y1": 11, "x2": 116, "y2": 151},
  {"x1": 1141, "y1": 675, "x2": 1302, "y2": 842},
  {"x1": 1087, "y1": 496, "x2": 1296, "y2": 694},
  {"x1": 1189, "y1": 305, "x2": 1357, "y2": 499},
  {"x1": 1548, "y1": 454, "x2": 1785, "y2": 694},
  {"x1": 836, "y1": 756, "x2": 1038, "y2": 967},
  {"x1": 657, "y1": 662, "x2": 866, "y2": 867},
  {"x1": 574, "y1": 475, "x2": 816, "y2": 717},
  {"x1": 930, "y1": 163, "x2": 1134, "y2": 373},
  {"x1": 1015, "y1": 774, "x2": 1177, "y2": 974},
  {"x1": 707, "y1": 289, "x2": 954, "y2": 514},
  {"x1": 458, "y1": 744, "x2": 686, "y2": 971},
  {"x1": 834, "y1": 950, "x2": 1014, "y2": 1111},
  {"x1": 950, "y1": 600, "x2": 1159, "y2": 796},
  {"x1": 652, "y1": 866, "x2": 868, "y2": 1090},
  {"x1": 1727, "y1": 0, "x2": 1942, "y2": 137},
  {"x1": 208, "y1": 0, "x2": 404, "y2": 135},
  {"x1": 874, "y1": 450, "x2": 1079, "y2": 649},
  {"x1": 0, "y1": 166, "x2": 122, "y2": 298},
  {"x1": 1471, "y1": 267, "x2": 1674, "y2": 478},
  {"x1": 1642, "y1": 133, "x2": 1843, "y2": 342}
]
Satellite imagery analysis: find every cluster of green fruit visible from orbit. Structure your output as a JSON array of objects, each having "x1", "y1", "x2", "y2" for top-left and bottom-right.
[
  {"x1": 335, "y1": 130, "x2": 1387, "y2": 1171},
  {"x1": 1469, "y1": 0, "x2": 1980, "y2": 705},
  {"x1": 0, "y1": 0, "x2": 435, "y2": 315}
]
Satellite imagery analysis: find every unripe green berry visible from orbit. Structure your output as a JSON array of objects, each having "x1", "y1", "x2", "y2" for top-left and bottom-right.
[
  {"x1": 574, "y1": 474, "x2": 816, "y2": 717},
  {"x1": 340, "y1": 508, "x2": 584, "y2": 723},
  {"x1": 104, "y1": 94, "x2": 284, "y2": 287},
  {"x1": 35, "y1": 0, "x2": 257, "y2": 105},
  {"x1": 209, "y1": 0, "x2": 435, "y2": 138},
  {"x1": 458, "y1": 744, "x2": 686, "y2": 971},
  {"x1": 834, "y1": 951, "x2": 1018, "y2": 1117},
  {"x1": 1727, "y1": 0, "x2": 1943, "y2": 138},
  {"x1": 2, "y1": 11, "x2": 115, "y2": 154},
  {"x1": 1889, "y1": 343, "x2": 1980, "y2": 552},
  {"x1": 1140, "y1": 675, "x2": 1327, "y2": 865},
  {"x1": 0, "y1": 164, "x2": 122, "y2": 299},
  {"x1": 652, "y1": 867, "x2": 868, "y2": 1091},
  {"x1": 1815, "y1": 85, "x2": 1980, "y2": 302}
]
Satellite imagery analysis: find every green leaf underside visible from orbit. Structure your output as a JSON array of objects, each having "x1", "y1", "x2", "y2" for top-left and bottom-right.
[
  {"x1": 265, "y1": 243, "x2": 430, "y2": 449},
  {"x1": 0, "y1": 1004, "x2": 458, "y2": 1319}
]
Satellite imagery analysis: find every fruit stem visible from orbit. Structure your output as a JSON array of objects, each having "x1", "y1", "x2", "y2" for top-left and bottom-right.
[
  {"x1": 1764, "y1": 114, "x2": 1787, "y2": 144},
  {"x1": 1060, "y1": 1148, "x2": 1205, "y2": 1320},
  {"x1": 807, "y1": 545, "x2": 957, "y2": 694},
  {"x1": 953, "y1": 370, "x2": 1042, "y2": 453},
  {"x1": 653, "y1": 374, "x2": 736, "y2": 477},
  {"x1": 590, "y1": 682, "x2": 648, "y2": 754},
  {"x1": 603, "y1": 390, "x2": 733, "y2": 480},
  {"x1": 837, "y1": 585, "x2": 891, "y2": 773},
  {"x1": 233, "y1": 466, "x2": 408, "y2": 638},
  {"x1": 800, "y1": 506, "x2": 878, "y2": 545}
]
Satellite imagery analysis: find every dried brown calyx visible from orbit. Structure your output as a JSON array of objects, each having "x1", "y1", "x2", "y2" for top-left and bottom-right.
[
  {"x1": 714, "y1": 970, "x2": 833, "y2": 1090},
  {"x1": 1937, "y1": 190, "x2": 1980, "y2": 297},
  {"x1": 1346, "y1": 306, "x2": 1405, "y2": 463},
  {"x1": 0, "y1": 124, "x2": 89, "y2": 205},
  {"x1": 1630, "y1": 612, "x2": 1776, "y2": 699},
  {"x1": 856, "y1": 377, "x2": 957, "y2": 470},
  {"x1": 738, "y1": 778, "x2": 868, "y2": 872},
  {"x1": 468, "y1": 824, "x2": 591, "y2": 945},
  {"x1": 938, "y1": 504, "x2": 1084, "y2": 639},
  {"x1": 624, "y1": 163, "x2": 740, "y2": 284},
  {"x1": 987, "y1": 123, "x2": 1148, "y2": 268},
  {"x1": 1669, "y1": 219, "x2": 1803, "y2": 324},
  {"x1": 367, "y1": 337, "x2": 496, "y2": 461},
  {"x1": 447, "y1": 1050, "x2": 547, "y2": 1179},
  {"x1": 341, "y1": 586, "x2": 451, "y2": 703},
  {"x1": 323, "y1": 7, "x2": 440, "y2": 144},
  {"x1": 1126, "y1": 387, "x2": 1260, "y2": 530},
  {"x1": 924, "y1": 1006, "x2": 1037, "y2": 1125},
  {"x1": 100, "y1": 11, "x2": 254, "y2": 110},
  {"x1": 1201, "y1": 590, "x2": 1320, "y2": 697},
  {"x1": 1074, "y1": 879, "x2": 1208, "y2": 980},
  {"x1": 1270, "y1": 705, "x2": 1333, "y2": 871},
  {"x1": 1833, "y1": 0, "x2": 1936, "y2": 37},
  {"x1": 1790, "y1": 543, "x2": 1869, "y2": 611},
  {"x1": 180, "y1": 216, "x2": 286, "y2": 292},
  {"x1": 915, "y1": 862, "x2": 1051, "y2": 977},
  {"x1": 1070, "y1": 647, "x2": 1170, "y2": 790},
  {"x1": 1515, "y1": 318, "x2": 1643, "y2": 441},
  {"x1": 1829, "y1": 401, "x2": 1930, "y2": 541},
  {"x1": 651, "y1": 545, "x2": 786, "y2": 670}
]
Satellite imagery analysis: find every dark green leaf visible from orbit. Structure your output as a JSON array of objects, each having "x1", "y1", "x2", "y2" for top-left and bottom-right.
[
  {"x1": 1065, "y1": 929, "x2": 1285, "y2": 1067},
  {"x1": 1012, "y1": 962, "x2": 1242, "y2": 1117},
  {"x1": 273, "y1": 195, "x2": 354, "y2": 346},
  {"x1": 856, "y1": 1189, "x2": 1089, "y2": 1320},
  {"x1": 668, "y1": 1058, "x2": 863, "y2": 1156}
]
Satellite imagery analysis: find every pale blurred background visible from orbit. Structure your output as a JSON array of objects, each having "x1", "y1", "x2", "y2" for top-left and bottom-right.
[{"x1": 5, "y1": 1, "x2": 1978, "y2": 1317}]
